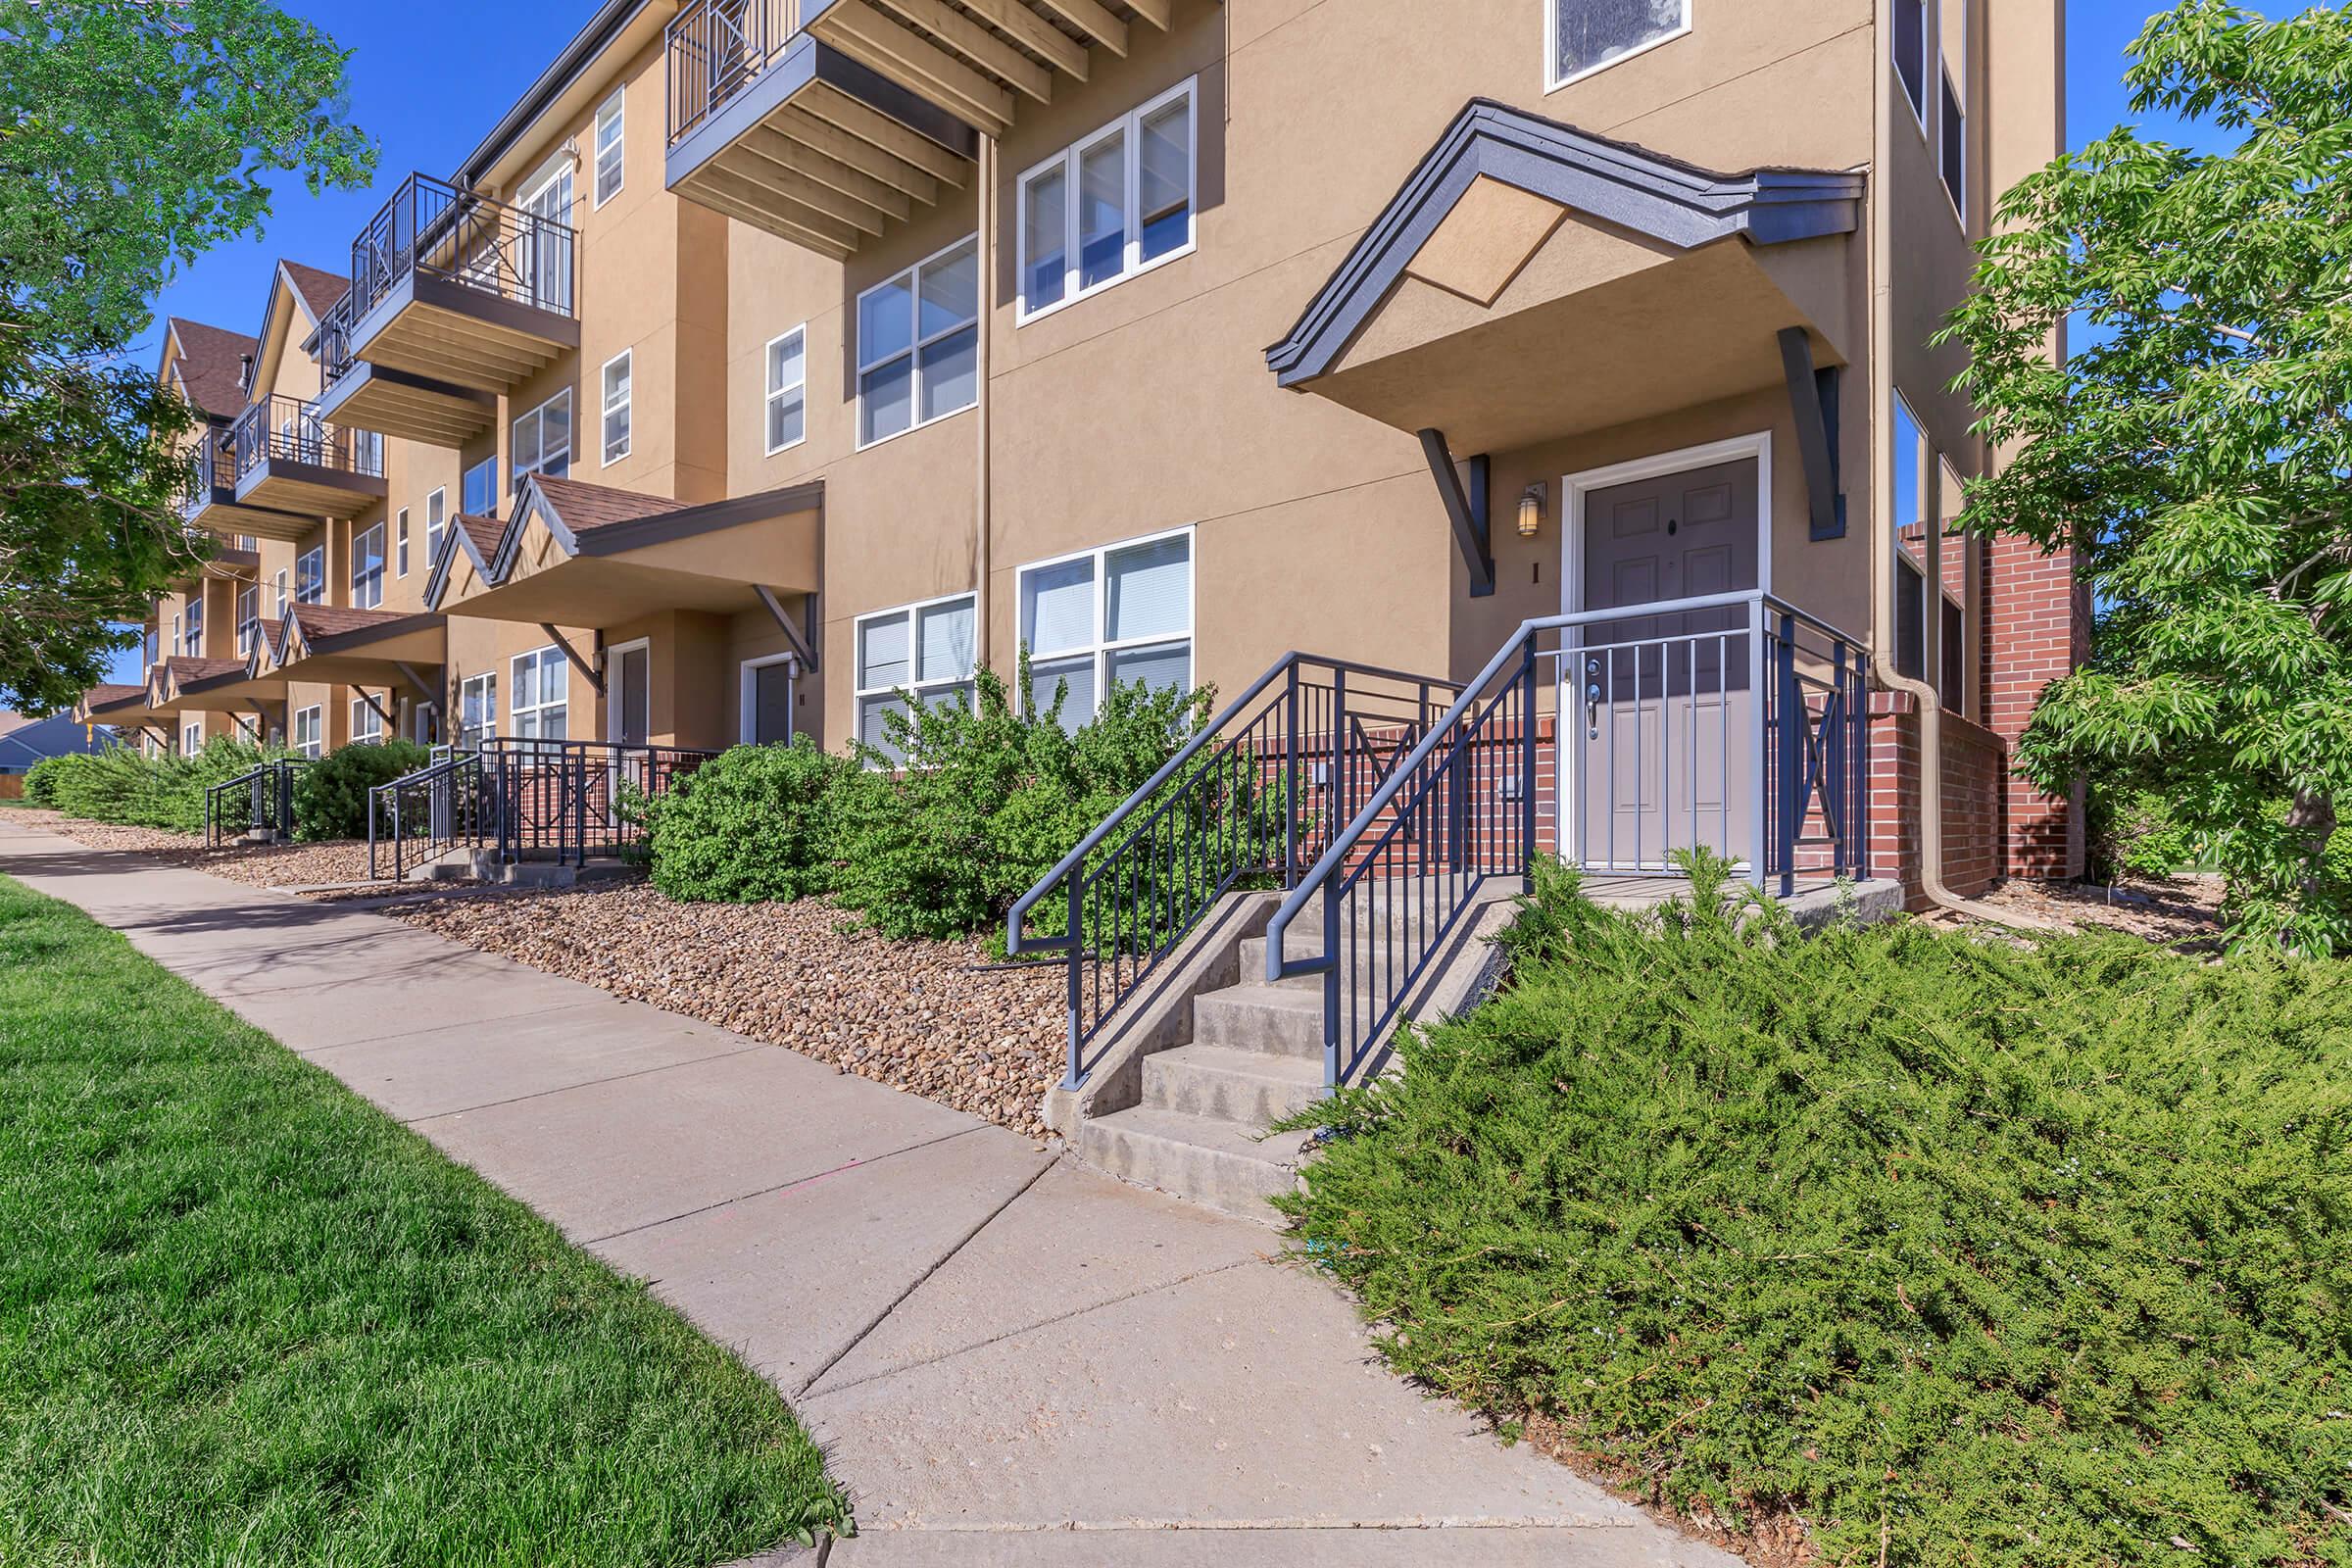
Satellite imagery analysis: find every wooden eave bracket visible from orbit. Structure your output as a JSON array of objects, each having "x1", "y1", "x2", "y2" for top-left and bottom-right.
[
  {"x1": 1778, "y1": 325, "x2": 1846, "y2": 541},
  {"x1": 1417, "y1": 428, "x2": 1495, "y2": 599},
  {"x1": 756, "y1": 585, "x2": 821, "y2": 674},
  {"x1": 540, "y1": 623, "x2": 607, "y2": 697}
]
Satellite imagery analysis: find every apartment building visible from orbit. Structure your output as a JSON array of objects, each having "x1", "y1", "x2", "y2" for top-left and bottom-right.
[{"x1": 91, "y1": 0, "x2": 2079, "y2": 901}]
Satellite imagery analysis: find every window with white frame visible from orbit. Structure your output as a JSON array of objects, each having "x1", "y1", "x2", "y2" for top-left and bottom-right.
[
  {"x1": 181, "y1": 596, "x2": 203, "y2": 656},
  {"x1": 462, "y1": 457, "x2": 497, "y2": 515},
  {"x1": 459, "y1": 670, "x2": 497, "y2": 748},
  {"x1": 352, "y1": 521, "x2": 385, "y2": 610},
  {"x1": 765, "y1": 326, "x2": 806, "y2": 453},
  {"x1": 295, "y1": 545, "x2": 324, "y2": 605},
  {"x1": 601, "y1": 351, "x2": 632, "y2": 466},
  {"x1": 236, "y1": 584, "x2": 259, "y2": 656},
  {"x1": 292, "y1": 705, "x2": 322, "y2": 759},
  {"x1": 396, "y1": 508, "x2": 411, "y2": 576},
  {"x1": 854, "y1": 593, "x2": 976, "y2": 760},
  {"x1": 857, "y1": 236, "x2": 978, "y2": 446},
  {"x1": 594, "y1": 88, "x2": 625, "y2": 207},
  {"x1": 1548, "y1": 0, "x2": 1689, "y2": 90},
  {"x1": 514, "y1": 390, "x2": 572, "y2": 485},
  {"x1": 1939, "y1": 44, "x2": 1966, "y2": 222},
  {"x1": 1017, "y1": 529, "x2": 1193, "y2": 730},
  {"x1": 510, "y1": 646, "x2": 569, "y2": 741},
  {"x1": 350, "y1": 696, "x2": 383, "y2": 743},
  {"x1": 272, "y1": 568, "x2": 287, "y2": 620},
  {"x1": 354, "y1": 427, "x2": 385, "y2": 477},
  {"x1": 426, "y1": 487, "x2": 448, "y2": 566},
  {"x1": 1017, "y1": 80, "x2": 1195, "y2": 320},
  {"x1": 1893, "y1": 0, "x2": 1927, "y2": 121},
  {"x1": 182, "y1": 720, "x2": 204, "y2": 755},
  {"x1": 170, "y1": 611, "x2": 180, "y2": 658}
]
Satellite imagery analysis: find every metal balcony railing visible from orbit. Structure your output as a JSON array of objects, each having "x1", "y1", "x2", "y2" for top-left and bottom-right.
[
  {"x1": 177, "y1": 425, "x2": 234, "y2": 517},
  {"x1": 205, "y1": 760, "x2": 311, "y2": 849},
  {"x1": 346, "y1": 172, "x2": 577, "y2": 331},
  {"x1": 231, "y1": 395, "x2": 382, "y2": 482},
  {"x1": 667, "y1": 0, "x2": 802, "y2": 146}
]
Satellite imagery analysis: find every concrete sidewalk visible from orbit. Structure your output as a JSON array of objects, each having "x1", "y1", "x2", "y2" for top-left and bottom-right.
[{"x1": 0, "y1": 818, "x2": 1734, "y2": 1567}]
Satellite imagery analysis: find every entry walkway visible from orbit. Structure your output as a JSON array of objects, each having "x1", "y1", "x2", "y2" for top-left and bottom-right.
[{"x1": 0, "y1": 818, "x2": 1734, "y2": 1567}]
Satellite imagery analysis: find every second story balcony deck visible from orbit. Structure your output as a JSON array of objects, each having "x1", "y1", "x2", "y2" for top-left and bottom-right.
[
  {"x1": 229, "y1": 395, "x2": 387, "y2": 521},
  {"x1": 179, "y1": 419, "x2": 316, "y2": 544},
  {"x1": 312, "y1": 172, "x2": 577, "y2": 442}
]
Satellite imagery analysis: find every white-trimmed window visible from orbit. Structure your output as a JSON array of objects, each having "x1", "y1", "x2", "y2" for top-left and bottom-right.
[
  {"x1": 857, "y1": 236, "x2": 978, "y2": 447},
  {"x1": 170, "y1": 611, "x2": 180, "y2": 659},
  {"x1": 354, "y1": 427, "x2": 385, "y2": 477},
  {"x1": 1018, "y1": 528, "x2": 1193, "y2": 730},
  {"x1": 181, "y1": 597, "x2": 203, "y2": 656},
  {"x1": 601, "y1": 350, "x2": 632, "y2": 466},
  {"x1": 272, "y1": 569, "x2": 287, "y2": 621},
  {"x1": 594, "y1": 88, "x2": 625, "y2": 207},
  {"x1": 350, "y1": 697, "x2": 383, "y2": 744},
  {"x1": 462, "y1": 457, "x2": 497, "y2": 515},
  {"x1": 514, "y1": 389, "x2": 572, "y2": 485},
  {"x1": 1547, "y1": 0, "x2": 1689, "y2": 90},
  {"x1": 426, "y1": 487, "x2": 449, "y2": 566},
  {"x1": 293, "y1": 705, "x2": 322, "y2": 759},
  {"x1": 396, "y1": 508, "x2": 411, "y2": 577},
  {"x1": 352, "y1": 521, "x2": 385, "y2": 610},
  {"x1": 765, "y1": 325, "x2": 807, "y2": 454},
  {"x1": 1938, "y1": 10, "x2": 1967, "y2": 224},
  {"x1": 511, "y1": 646, "x2": 569, "y2": 741},
  {"x1": 182, "y1": 720, "x2": 204, "y2": 755},
  {"x1": 459, "y1": 670, "x2": 497, "y2": 748},
  {"x1": 236, "y1": 584, "x2": 260, "y2": 657},
  {"x1": 854, "y1": 593, "x2": 977, "y2": 760},
  {"x1": 1017, "y1": 79, "x2": 1196, "y2": 320},
  {"x1": 1893, "y1": 0, "x2": 1928, "y2": 122},
  {"x1": 295, "y1": 546, "x2": 324, "y2": 605}
]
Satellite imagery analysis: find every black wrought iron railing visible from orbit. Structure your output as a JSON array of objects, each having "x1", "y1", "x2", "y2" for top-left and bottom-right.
[
  {"x1": 368, "y1": 747, "x2": 493, "y2": 881},
  {"x1": 667, "y1": 0, "x2": 802, "y2": 146},
  {"x1": 345, "y1": 172, "x2": 576, "y2": 344},
  {"x1": 178, "y1": 425, "x2": 234, "y2": 518},
  {"x1": 204, "y1": 760, "x2": 309, "y2": 850},
  {"x1": 313, "y1": 290, "x2": 361, "y2": 396},
  {"x1": 483, "y1": 738, "x2": 717, "y2": 868},
  {"x1": 1006, "y1": 655, "x2": 1467, "y2": 1091},
  {"x1": 231, "y1": 395, "x2": 382, "y2": 482},
  {"x1": 1267, "y1": 591, "x2": 1872, "y2": 1090}
]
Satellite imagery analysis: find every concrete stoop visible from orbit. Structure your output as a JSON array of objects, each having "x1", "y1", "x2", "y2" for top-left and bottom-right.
[{"x1": 406, "y1": 849, "x2": 636, "y2": 888}]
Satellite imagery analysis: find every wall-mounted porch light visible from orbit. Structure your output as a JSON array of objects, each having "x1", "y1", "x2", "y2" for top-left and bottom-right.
[{"x1": 1517, "y1": 481, "x2": 1547, "y2": 540}]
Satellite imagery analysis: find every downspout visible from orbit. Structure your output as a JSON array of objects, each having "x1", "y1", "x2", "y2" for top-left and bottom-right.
[
  {"x1": 1868, "y1": 0, "x2": 2060, "y2": 930},
  {"x1": 974, "y1": 134, "x2": 996, "y2": 672}
]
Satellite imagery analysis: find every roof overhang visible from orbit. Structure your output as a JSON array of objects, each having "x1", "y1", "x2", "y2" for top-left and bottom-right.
[
  {"x1": 173, "y1": 666, "x2": 292, "y2": 712},
  {"x1": 430, "y1": 477, "x2": 824, "y2": 626},
  {"x1": 463, "y1": 0, "x2": 668, "y2": 192},
  {"x1": 74, "y1": 686, "x2": 150, "y2": 726},
  {"x1": 266, "y1": 610, "x2": 448, "y2": 697}
]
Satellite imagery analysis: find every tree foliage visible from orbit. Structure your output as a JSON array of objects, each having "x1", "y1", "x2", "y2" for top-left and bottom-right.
[
  {"x1": 1943, "y1": 0, "x2": 2352, "y2": 950},
  {"x1": 0, "y1": 0, "x2": 374, "y2": 714}
]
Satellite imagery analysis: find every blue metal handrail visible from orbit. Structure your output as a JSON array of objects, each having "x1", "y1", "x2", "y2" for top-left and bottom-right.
[
  {"x1": 368, "y1": 749, "x2": 490, "y2": 881},
  {"x1": 204, "y1": 759, "x2": 307, "y2": 849}
]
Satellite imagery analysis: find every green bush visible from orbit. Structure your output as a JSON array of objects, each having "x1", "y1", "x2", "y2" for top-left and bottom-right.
[
  {"x1": 22, "y1": 754, "x2": 85, "y2": 808},
  {"x1": 292, "y1": 740, "x2": 431, "y2": 842},
  {"x1": 44, "y1": 739, "x2": 274, "y2": 835},
  {"x1": 2086, "y1": 781, "x2": 2202, "y2": 880},
  {"x1": 1280, "y1": 856, "x2": 2352, "y2": 1567},
  {"x1": 646, "y1": 738, "x2": 861, "y2": 903}
]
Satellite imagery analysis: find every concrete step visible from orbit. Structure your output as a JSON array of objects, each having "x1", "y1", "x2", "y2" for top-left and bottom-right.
[
  {"x1": 1191, "y1": 982, "x2": 1325, "y2": 1059},
  {"x1": 1143, "y1": 1044, "x2": 1325, "y2": 1126},
  {"x1": 1236, "y1": 933, "x2": 1325, "y2": 989},
  {"x1": 1074, "y1": 1105, "x2": 1314, "y2": 1223}
]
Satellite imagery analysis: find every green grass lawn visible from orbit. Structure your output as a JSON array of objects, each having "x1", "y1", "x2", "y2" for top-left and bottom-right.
[
  {"x1": 1283, "y1": 859, "x2": 2352, "y2": 1568},
  {"x1": 0, "y1": 875, "x2": 847, "y2": 1565}
]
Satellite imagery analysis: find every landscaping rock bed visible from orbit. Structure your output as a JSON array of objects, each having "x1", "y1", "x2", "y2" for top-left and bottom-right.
[
  {"x1": 10, "y1": 809, "x2": 387, "y2": 889},
  {"x1": 390, "y1": 884, "x2": 1067, "y2": 1136}
]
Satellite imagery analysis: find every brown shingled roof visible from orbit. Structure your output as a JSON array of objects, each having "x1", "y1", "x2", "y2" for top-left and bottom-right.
[
  {"x1": 80, "y1": 684, "x2": 146, "y2": 713},
  {"x1": 166, "y1": 657, "x2": 248, "y2": 687},
  {"x1": 280, "y1": 260, "x2": 351, "y2": 319},
  {"x1": 167, "y1": 318, "x2": 259, "y2": 419},
  {"x1": 529, "y1": 473, "x2": 685, "y2": 534},
  {"x1": 454, "y1": 514, "x2": 505, "y2": 560},
  {"x1": 286, "y1": 603, "x2": 434, "y2": 648}
]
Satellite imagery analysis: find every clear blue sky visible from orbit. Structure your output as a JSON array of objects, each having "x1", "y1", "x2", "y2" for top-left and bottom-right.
[{"x1": 109, "y1": 1, "x2": 2261, "y2": 682}]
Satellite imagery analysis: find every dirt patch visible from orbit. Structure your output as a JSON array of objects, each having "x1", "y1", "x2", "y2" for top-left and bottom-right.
[
  {"x1": 388, "y1": 883, "x2": 1065, "y2": 1136},
  {"x1": 7, "y1": 809, "x2": 389, "y2": 889},
  {"x1": 1930, "y1": 873, "x2": 2225, "y2": 945}
]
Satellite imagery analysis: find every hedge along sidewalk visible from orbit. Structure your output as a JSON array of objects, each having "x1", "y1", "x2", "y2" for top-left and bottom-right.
[{"x1": 0, "y1": 872, "x2": 848, "y2": 1565}]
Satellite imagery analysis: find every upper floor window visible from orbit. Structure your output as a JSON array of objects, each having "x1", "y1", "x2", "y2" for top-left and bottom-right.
[
  {"x1": 1017, "y1": 527, "x2": 1193, "y2": 730},
  {"x1": 182, "y1": 596, "x2": 203, "y2": 657},
  {"x1": 463, "y1": 457, "x2": 497, "y2": 516},
  {"x1": 511, "y1": 646, "x2": 569, "y2": 741},
  {"x1": 1548, "y1": 0, "x2": 1689, "y2": 90},
  {"x1": 514, "y1": 389, "x2": 571, "y2": 485},
  {"x1": 272, "y1": 568, "x2": 287, "y2": 621},
  {"x1": 766, "y1": 326, "x2": 807, "y2": 454},
  {"x1": 1017, "y1": 80, "x2": 1195, "y2": 321},
  {"x1": 854, "y1": 593, "x2": 976, "y2": 761},
  {"x1": 296, "y1": 545, "x2": 324, "y2": 605},
  {"x1": 601, "y1": 351, "x2": 632, "y2": 466},
  {"x1": 354, "y1": 427, "x2": 385, "y2": 477},
  {"x1": 1893, "y1": 0, "x2": 1927, "y2": 121},
  {"x1": 858, "y1": 236, "x2": 977, "y2": 447},
  {"x1": 236, "y1": 584, "x2": 259, "y2": 656},
  {"x1": 352, "y1": 521, "x2": 385, "y2": 610},
  {"x1": 426, "y1": 487, "x2": 449, "y2": 565},
  {"x1": 396, "y1": 508, "x2": 411, "y2": 577},
  {"x1": 1939, "y1": 63, "x2": 1966, "y2": 223},
  {"x1": 594, "y1": 89, "x2": 625, "y2": 207}
]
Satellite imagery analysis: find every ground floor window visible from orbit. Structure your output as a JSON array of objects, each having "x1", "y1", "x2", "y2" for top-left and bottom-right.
[
  {"x1": 459, "y1": 672, "x2": 497, "y2": 749},
  {"x1": 741, "y1": 653, "x2": 797, "y2": 746},
  {"x1": 350, "y1": 697, "x2": 383, "y2": 744},
  {"x1": 1016, "y1": 527, "x2": 1194, "y2": 730},
  {"x1": 293, "y1": 706, "x2": 322, "y2": 759},
  {"x1": 511, "y1": 647, "x2": 568, "y2": 742},
  {"x1": 854, "y1": 593, "x2": 976, "y2": 760}
]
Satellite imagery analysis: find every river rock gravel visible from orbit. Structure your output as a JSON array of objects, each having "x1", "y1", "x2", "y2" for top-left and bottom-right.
[
  {"x1": 8, "y1": 809, "x2": 386, "y2": 888},
  {"x1": 389, "y1": 884, "x2": 1067, "y2": 1135}
]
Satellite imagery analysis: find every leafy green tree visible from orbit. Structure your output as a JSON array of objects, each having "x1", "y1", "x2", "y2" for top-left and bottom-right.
[
  {"x1": 0, "y1": 0, "x2": 374, "y2": 714},
  {"x1": 1944, "y1": 0, "x2": 2352, "y2": 951}
]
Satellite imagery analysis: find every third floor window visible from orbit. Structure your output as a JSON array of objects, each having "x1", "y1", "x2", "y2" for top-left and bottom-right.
[
  {"x1": 296, "y1": 546, "x2": 324, "y2": 605},
  {"x1": 1549, "y1": 0, "x2": 1689, "y2": 90},
  {"x1": 858, "y1": 237, "x2": 978, "y2": 447},
  {"x1": 463, "y1": 458, "x2": 497, "y2": 517},
  {"x1": 182, "y1": 596, "x2": 203, "y2": 657},
  {"x1": 352, "y1": 521, "x2": 385, "y2": 610},
  {"x1": 514, "y1": 389, "x2": 572, "y2": 486},
  {"x1": 1017, "y1": 80, "x2": 1195, "y2": 321}
]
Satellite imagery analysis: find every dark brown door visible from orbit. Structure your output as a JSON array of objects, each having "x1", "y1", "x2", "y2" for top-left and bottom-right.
[{"x1": 1572, "y1": 457, "x2": 1760, "y2": 872}]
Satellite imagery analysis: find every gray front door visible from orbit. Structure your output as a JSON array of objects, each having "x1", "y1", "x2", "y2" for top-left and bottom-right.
[
  {"x1": 614, "y1": 646, "x2": 651, "y2": 748},
  {"x1": 1570, "y1": 457, "x2": 1760, "y2": 872}
]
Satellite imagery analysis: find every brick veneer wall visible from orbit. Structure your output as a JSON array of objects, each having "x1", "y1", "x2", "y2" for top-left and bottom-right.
[
  {"x1": 1982, "y1": 533, "x2": 2089, "y2": 879},
  {"x1": 1870, "y1": 691, "x2": 2007, "y2": 908}
]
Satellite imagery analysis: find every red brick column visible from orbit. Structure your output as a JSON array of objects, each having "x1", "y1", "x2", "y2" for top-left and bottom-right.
[
  {"x1": 1982, "y1": 534, "x2": 2088, "y2": 879},
  {"x1": 1869, "y1": 692, "x2": 2007, "y2": 909}
]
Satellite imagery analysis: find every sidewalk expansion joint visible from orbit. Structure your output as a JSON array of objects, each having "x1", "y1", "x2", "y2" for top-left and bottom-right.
[{"x1": 399, "y1": 1042, "x2": 772, "y2": 1126}]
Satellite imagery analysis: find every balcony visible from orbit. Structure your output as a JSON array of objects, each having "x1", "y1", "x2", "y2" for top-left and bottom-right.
[
  {"x1": 230, "y1": 395, "x2": 388, "y2": 520},
  {"x1": 321, "y1": 172, "x2": 580, "y2": 410},
  {"x1": 179, "y1": 420, "x2": 317, "y2": 543},
  {"x1": 313, "y1": 287, "x2": 497, "y2": 446}
]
